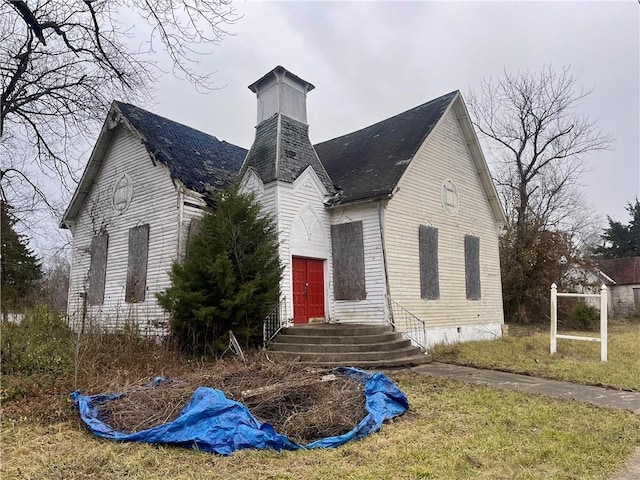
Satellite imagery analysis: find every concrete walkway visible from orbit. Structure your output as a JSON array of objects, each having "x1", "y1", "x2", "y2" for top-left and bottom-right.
[
  {"x1": 411, "y1": 363, "x2": 640, "y2": 480},
  {"x1": 413, "y1": 362, "x2": 640, "y2": 412}
]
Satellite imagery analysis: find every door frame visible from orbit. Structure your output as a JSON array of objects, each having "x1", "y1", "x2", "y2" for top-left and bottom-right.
[{"x1": 291, "y1": 256, "x2": 326, "y2": 324}]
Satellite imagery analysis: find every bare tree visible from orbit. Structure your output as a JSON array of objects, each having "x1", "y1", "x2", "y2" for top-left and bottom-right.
[
  {"x1": 468, "y1": 65, "x2": 612, "y2": 323},
  {"x1": 1, "y1": 0, "x2": 238, "y2": 229},
  {"x1": 469, "y1": 65, "x2": 611, "y2": 234}
]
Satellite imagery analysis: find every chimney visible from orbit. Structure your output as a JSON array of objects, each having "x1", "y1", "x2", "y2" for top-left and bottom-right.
[{"x1": 248, "y1": 65, "x2": 315, "y2": 125}]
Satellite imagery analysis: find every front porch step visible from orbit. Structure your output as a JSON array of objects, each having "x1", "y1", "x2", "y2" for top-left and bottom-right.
[
  {"x1": 267, "y1": 323, "x2": 430, "y2": 368},
  {"x1": 274, "y1": 332, "x2": 402, "y2": 345},
  {"x1": 270, "y1": 338, "x2": 411, "y2": 353},
  {"x1": 280, "y1": 324, "x2": 393, "y2": 337},
  {"x1": 270, "y1": 346, "x2": 423, "y2": 363}
]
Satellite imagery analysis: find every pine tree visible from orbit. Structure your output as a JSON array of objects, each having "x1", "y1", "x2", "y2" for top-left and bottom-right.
[
  {"x1": 594, "y1": 200, "x2": 640, "y2": 258},
  {"x1": 157, "y1": 187, "x2": 282, "y2": 355},
  {"x1": 1, "y1": 202, "x2": 43, "y2": 319}
]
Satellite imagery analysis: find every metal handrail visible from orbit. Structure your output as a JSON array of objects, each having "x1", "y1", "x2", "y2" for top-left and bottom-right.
[
  {"x1": 262, "y1": 297, "x2": 288, "y2": 347},
  {"x1": 386, "y1": 296, "x2": 427, "y2": 351}
]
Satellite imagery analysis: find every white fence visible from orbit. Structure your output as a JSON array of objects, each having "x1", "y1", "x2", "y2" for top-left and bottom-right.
[{"x1": 550, "y1": 283, "x2": 608, "y2": 361}]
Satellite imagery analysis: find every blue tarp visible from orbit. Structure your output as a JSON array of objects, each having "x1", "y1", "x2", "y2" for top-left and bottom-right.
[{"x1": 71, "y1": 367, "x2": 408, "y2": 455}]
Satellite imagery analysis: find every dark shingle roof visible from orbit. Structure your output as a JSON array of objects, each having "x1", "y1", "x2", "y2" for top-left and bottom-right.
[
  {"x1": 314, "y1": 91, "x2": 458, "y2": 205},
  {"x1": 238, "y1": 114, "x2": 278, "y2": 183},
  {"x1": 240, "y1": 114, "x2": 334, "y2": 192},
  {"x1": 595, "y1": 257, "x2": 640, "y2": 285},
  {"x1": 115, "y1": 101, "x2": 247, "y2": 194}
]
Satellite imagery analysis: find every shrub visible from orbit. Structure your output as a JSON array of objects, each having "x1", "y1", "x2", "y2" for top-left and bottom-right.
[
  {"x1": 570, "y1": 301, "x2": 600, "y2": 331},
  {"x1": 1, "y1": 305, "x2": 73, "y2": 375},
  {"x1": 157, "y1": 187, "x2": 282, "y2": 355}
]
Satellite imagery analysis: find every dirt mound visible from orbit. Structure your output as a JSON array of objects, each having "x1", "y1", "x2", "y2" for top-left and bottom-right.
[{"x1": 97, "y1": 353, "x2": 367, "y2": 444}]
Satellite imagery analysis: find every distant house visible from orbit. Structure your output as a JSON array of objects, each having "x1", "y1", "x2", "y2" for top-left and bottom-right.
[
  {"x1": 62, "y1": 66, "x2": 506, "y2": 346},
  {"x1": 594, "y1": 257, "x2": 640, "y2": 317}
]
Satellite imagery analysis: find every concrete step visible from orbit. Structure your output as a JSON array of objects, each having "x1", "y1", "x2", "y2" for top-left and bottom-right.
[
  {"x1": 279, "y1": 324, "x2": 392, "y2": 337},
  {"x1": 267, "y1": 322, "x2": 431, "y2": 369},
  {"x1": 270, "y1": 338, "x2": 412, "y2": 353},
  {"x1": 270, "y1": 346, "x2": 423, "y2": 363},
  {"x1": 269, "y1": 352, "x2": 432, "y2": 369},
  {"x1": 274, "y1": 332, "x2": 403, "y2": 345}
]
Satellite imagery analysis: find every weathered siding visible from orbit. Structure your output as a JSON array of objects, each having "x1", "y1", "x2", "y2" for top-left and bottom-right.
[
  {"x1": 329, "y1": 202, "x2": 387, "y2": 324},
  {"x1": 274, "y1": 167, "x2": 333, "y2": 321},
  {"x1": 177, "y1": 187, "x2": 207, "y2": 262},
  {"x1": 67, "y1": 126, "x2": 179, "y2": 334},
  {"x1": 611, "y1": 284, "x2": 640, "y2": 317},
  {"x1": 384, "y1": 105, "x2": 504, "y2": 331}
]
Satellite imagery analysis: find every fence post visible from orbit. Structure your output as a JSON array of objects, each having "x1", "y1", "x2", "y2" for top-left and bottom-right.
[
  {"x1": 600, "y1": 284, "x2": 608, "y2": 362},
  {"x1": 550, "y1": 283, "x2": 557, "y2": 355}
]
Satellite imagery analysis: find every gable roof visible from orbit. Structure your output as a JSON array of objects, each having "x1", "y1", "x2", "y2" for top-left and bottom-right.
[
  {"x1": 314, "y1": 91, "x2": 505, "y2": 224},
  {"x1": 114, "y1": 102, "x2": 247, "y2": 193},
  {"x1": 61, "y1": 102, "x2": 247, "y2": 228},
  {"x1": 595, "y1": 257, "x2": 640, "y2": 285},
  {"x1": 314, "y1": 91, "x2": 457, "y2": 205}
]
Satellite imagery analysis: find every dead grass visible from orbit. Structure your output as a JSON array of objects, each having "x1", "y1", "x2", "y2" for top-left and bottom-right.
[
  {"x1": 2, "y1": 372, "x2": 639, "y2": 479},
  {"x1": 430, "y1": 320, "x2": 640, "y2": 391},
  {"x1": 96, "y1": 356, "x2": 366, "y2": 444},
  {"x1": 2, "y1": 327, "x2": 640, "y2": 478}
]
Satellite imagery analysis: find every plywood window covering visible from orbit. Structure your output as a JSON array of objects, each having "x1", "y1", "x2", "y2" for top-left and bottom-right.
[
  {"x1": 465, "y1": 235, "x2": 481, "y2": 300},
  {"x1": 88, "y1": 233, "x2": 108, "y2": 305},
  {"x1": 419, "y1": 225, "x2": 439, "y2": 299},
  {"x1": 126, "y1": 224, "x2": 150, "y2": 303},
  {"x1": 331, "y1": 221, "x2": 366, "y2": 300}
]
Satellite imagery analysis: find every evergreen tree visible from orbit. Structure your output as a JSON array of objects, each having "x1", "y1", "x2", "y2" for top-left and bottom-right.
[
  {"x1": 594, "y1": 200, "x2": 640, "y2": 258},
  {"x1": 157, "y1": 187, "x2": 282, "y2": 355},
  {"x1": 1, "y1": 202, "x2": 43, "y2": 318}
]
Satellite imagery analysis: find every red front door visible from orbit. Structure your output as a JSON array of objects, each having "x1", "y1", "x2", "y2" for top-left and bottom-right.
[{"x1": 292, "y1": 257, "x2": 325, "y2": 324}]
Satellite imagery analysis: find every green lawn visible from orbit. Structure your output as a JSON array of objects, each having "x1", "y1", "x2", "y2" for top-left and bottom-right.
[
  {"x1": 430, "y1": 321, "x2": 640, "y2": 391},
  {"x1": 2, "y1": 372, "x2": 639, "y2": 480}
]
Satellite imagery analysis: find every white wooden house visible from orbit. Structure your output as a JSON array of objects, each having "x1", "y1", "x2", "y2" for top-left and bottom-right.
[
  {"x1": 62, "y1": 66, "x2": 506, "y2": 346},
  {"x1": 60, "y1": 105, "x2": 246, "y2": 334}
]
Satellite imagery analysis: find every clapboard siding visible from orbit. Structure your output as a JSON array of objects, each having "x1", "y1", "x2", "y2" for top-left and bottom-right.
[
  {"x1": 67, "y1": 126, "x2": 178, "y2": 334},
  {"x1": 384, "y1": 106, "x2": 504, "y2": 328},
  {"x1": 329, "y1": 202, "x2": 387, "y2": 324},
  {"x1": 177, "y1": 188, "x2": 207, "y2": 262},
  {"x1": 272, "y1": 168, "x2": 333, "y2": 321}
]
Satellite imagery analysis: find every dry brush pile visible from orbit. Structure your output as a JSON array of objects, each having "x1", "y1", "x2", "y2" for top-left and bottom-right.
[{"x1": 96, "y1": 353, "x2": 367, "y2": 444}]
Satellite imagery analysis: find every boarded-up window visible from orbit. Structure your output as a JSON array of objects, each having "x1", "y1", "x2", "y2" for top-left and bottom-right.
[
  {"x1": 419, "y1": 225, "x2": 439, "y2": 299},
  {"x1": 88, "y1": 233, "x2": 108, "y2": 305},
  {"x1": 465, "y1": 235, "x2": 481, "y2": 300},
  {"x1": 331, "y1": 221, "x2": 366, "y2": 300},
  {"x1": 126, "y1": 224, "x2": 149, "y2": 303}
]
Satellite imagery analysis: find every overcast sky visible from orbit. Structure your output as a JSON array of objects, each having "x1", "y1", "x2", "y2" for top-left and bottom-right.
[
  {"x1": 145, "y1": 0, "x2": 639, "y2": 227},
  {"x1": 31, "y1": 1, "x2": 639, "y2": 259}
]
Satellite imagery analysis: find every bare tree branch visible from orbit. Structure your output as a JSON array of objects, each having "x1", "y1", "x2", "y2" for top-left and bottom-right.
[{"x1": 1, "y1": 0, "x2": 239, "y2": 253}]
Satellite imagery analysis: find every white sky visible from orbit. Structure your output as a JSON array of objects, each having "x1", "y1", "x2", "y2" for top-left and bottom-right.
[
  {"x1": 149, "y1": 0, "x2": 639, "y2": 225},
  {"x1": 34, "y1": 1, "x2": 640, "y2": 259}
]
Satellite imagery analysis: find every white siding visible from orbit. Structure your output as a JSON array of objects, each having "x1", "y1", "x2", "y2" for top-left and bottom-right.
[
  {"x1": 241, "y1": 167, "x2": 387, "y2": 325},
  {"x1": 176, "y1": 187, "x2": 207, "y2": 262},
  {"x1": 384, "y1": 106, "x2": 504, "y2": 330},
  {"x1": 67, "y1": 126, "x2": 179, "y2": 335},
  {"x1": 328, "y1": 202, "x2": 387, "y2": 324},
  {"x1": 275, "y1": 168, "x2": 332, "y2": 321}
]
